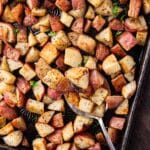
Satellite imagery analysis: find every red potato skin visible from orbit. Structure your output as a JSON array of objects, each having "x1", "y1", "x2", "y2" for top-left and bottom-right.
[
  {"x1": 47, "y1": 88, "x2": 62, "y2": 100},
  {"x1": 46, "y1": 143, "x2": 57, "y2": 150},
  {"x1": 0, "y1": 0, "x2": 8, "y2": 16},
  {"x1": 111, "y1": 74, "x2": 127, "y2": 92},
  {"x1": 117, "y1": 32, "x2": 137, "y2": 51},
  {"x1": 119, "y1": 0, "x2": 128, "y2": 4},
  {"x1": 17, "y1": 27, "x2": 28, "y2": 43},
  {"x1": 47, "y1": 130, "x2": 63, "y2": 145},
  {"x1": 90, "y1": 70, "x2": 104, "y2": 90},
  {"x1": 44, "y1": 0, "x2": 56, "y2": 9},
  {"x1": 109, "y1": 117, "x2": 126, "y2": 130},
  {"x1": 16, "y1": 88, "x2": 26, "y2": 108},
  {"x1": 111, "y1": 44, "x2": 126, "y2": 58},
  {"x1": 56, "y1": 54, "x2": 66, "y2": 70},
  {"x1": 16, "y1": 77, "x2": 31, "y2": 94},
  {"x1": 23, "y1": 15, "x2": 38, "y2": 26},
  {"x1": 27, "y1": 0, "x2": 39, "y2": 9},
  {"x1": 82, "y1": 85, "x2": 94, "y2": 97},
  {"x1": 92, "y1": 16, "x2": 106, "y2": 31},
  {"x1": 50, "y1": 15, "x2": 64, "y2": 32},
  {"x1": 128, "y1": 0, "x2": 142, "y2": 18},
  {"x1": 105, "y1": 96, "x2": 124, "y2": 109},
  {"x1": 71, "y1": 18, "x2": 84, "y2": 34},
  {"x1": 88, "y1": 143, "x2": 101, "y2": 150},
  {"x1": 96, "y1": 43, "x2": 110, "y2": 61},
  {"x1": 84, "y1": 20, "x2": 92, "y2": 33},
  {"x1": 3, "y1": 43, "x2": 20, "y2": 61},
  {"x1": 51, "y1": 113, "x2": 64, "y2": 128},
  {"x1": 55, "y1": 0, "x2": 71, "y2": 12},
  {"x1": 72, "y1": 0, "x2": 85, "y2": 10},
  {"x1": 109, "y1": 19, "x2": 124, "y2": 31},
  {"x1": 70, "y1": 144, "x2": 79, "y2": 150},
  {"x1": 0, "y1": 101, "x2": 17, "y2": 120}
]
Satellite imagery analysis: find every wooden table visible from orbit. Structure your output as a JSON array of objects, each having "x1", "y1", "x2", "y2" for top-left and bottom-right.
[{"x1": 128, "y1": 58, "x2": 150, "y2": 150}]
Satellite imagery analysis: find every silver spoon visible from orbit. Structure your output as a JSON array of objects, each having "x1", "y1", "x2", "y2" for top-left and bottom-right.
[{"x1": 66, "y1": 80, "x2": 116, "y2": 150}]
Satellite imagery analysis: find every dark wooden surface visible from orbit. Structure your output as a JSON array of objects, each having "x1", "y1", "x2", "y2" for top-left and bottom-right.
[{"x1": 128, "y1": 58, "x2": 150, "y2": 150}]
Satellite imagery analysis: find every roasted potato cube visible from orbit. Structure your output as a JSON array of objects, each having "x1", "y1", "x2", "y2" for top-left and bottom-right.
[
  {"x1": 0, "y1": 56, "x2": 10, "y2": 71},
  {"x1": 4, "y1": 92, "x2": 17, "y2": 107},
  {"x1": 74, "y1": 115, "x2": 93, "y2": 133},
  {"x1": 60, "y1": 11, "x2": 74, "y2": 27},
  {"x1": 47, "y1": 88, "x2": 62, "y2": 100},
  {"x1": 38, "y1": 111, "x2": 55, "y2": 124},
  {"x1": 19, "y1": 64, "x2": 36, "y2": 81},
  {"x1": 128, "y1": 0, "x2": 142, "y2": 18},
  {"x1": 35, "y1": 32, "x2": 49, "y2": 47},
  {"x1": 27, "y1": 0, "x2": 39, "y2": 9},
  {"x1": 136, "y1": 31, "x2": 148, "y2": 46},
  {"x1": 88, "y1": 143, "x2": 101, "y2": 150},
  {"x1": 23, "y1": 15, "x2": 38, "y2": 27},
  {"x1": 96, "y1": 27, "x2": 113, "y2": 47},
  {"x1": 47, "y1": 129, "x2": 63, "y2": 145},
  {"x1": 22, "y1": 136, "x2": 30, "y2": 148},
  {"x1": 84, "y1": 56, "x2": 96, "y2": 70},
  {"x1": 16, "y1": 88, "x2": 26, "y2": 108},
  {"x1": 51, "y1": 30, "x2": 71, "y2": 50},
  {"x1": 117, "y1": 32, "x2": 137, "y2": 51},
  {"x1": 91, "y1": 88, "x2": 108, "y2": 106},
  {"x1": 115, "y1": 99, "x2": 129, "y2": 115},
  {"x1": 111, "y1": 74, "x2": 127, "y2": 92},
  {"x1": 32, "y1": 80, "x2": 45, "y2": 101},
  {"x1": 64, "y1": 47, "x2": 82, "y2": 67},
  {"x1": 108, "y1": 127, "x2": 119, "y2": 143},
  {"x1": 102, "y1": 54, "x2": 121, "y2": 77},
  {"x1": 43, "y1": 69, "x2": 64, "y2": 89},
  {"x1": 85, "y1": 6, "x2": 95, "y2": 19},
  {"x1": 124, "y1": 68, "x2": 135, "y2": 82},
  {"x1": 62, "y1": 122, "x2": 74, "y2": 141},
  {"x1": 79, "y1": 97, "x2": 94, "y2": 113},
  {"x1": 3, "y1": 130, "x2": 23, "y2": 147},
  {"x1": 0, "y1": 69, "x2": 16, "y2": 84},
  {"x1": 51, "y1": 113, "x2": 64, "y2": 128},
  {"x1": 109, "y1": 117, "x2": 126, "y2": 130},
  {"x1": 77, "y1": 34, "x2": 96, "y2": 54},
  {"x1": 43, "y1": 95, "x2": 53, "y2": 105},
  {"x1": 65, "y1": 67, "x2": 89, "y2": 89},
  {"x1": 48, "y1": 99, "x2": 65, "y2": 112},
  {"x1": 35, "y1": 122, "x2": 55, "y2": 137},
  {"x1": 122, "y1": 80, "x2": 136, "y2": 99},
  {"x1": 7, "y1": 59, "x2": 23, "y2": 72},
  {"x1": 0, "y1": 116, "x2": 6, "y2": 128},
  {"x1": 92, "y1": 15, "x2": 106, "y2": 31},
  {"x1": 84, "y1": 20, "x2": 92, "y2": 33},
  {"x1": 17, "y1": 27, "x2": 27, "y2": 43},
  {"x1": 143, "y1": 0, "x2": 150, "y2": 14},
  {"x1": 28, "y1": 32, "x2": 38, "y2": 47},
  {"x1": 40, "y1": 42, "x2": 59, "y2": 64},
  {"x1": 109, "y1": 19, "x2": 124, "y2": 31},
  {"x1": 25, "y1": 47, "x2": 40, "y2": 63},
  {"x1": 92, "y1": 103, "x2": 105, "y2": 117},
  {"x1": 68, "y1": 32, "x2": 79, "y2": 46},
  {"x1": 15, "y1": 42, "x2": 29, "y2": 56},
  {"x1": 12, "y1": 117, "x2": 26, "y2": 131},
  {"x1": 87, "y1": 0, "x2": 103, "y2": 8},
  {"x1": 55, "y1": 0, "x2": 71, "y2": 12},
  {"x1": 106, "y1": 96, "x2": 124, "y2": 109},
  {"x1": 96, "y1": 0, "x2": 113, "y2": 16},
  {"x1": 32, "y1": 8, "x2": 47, "y2": 17},
  {"x1": 96, "y1": 43, "x2": 110, "y2": 61},
  {"x1": 35, "y1": 58, "x2": 51, "y2": 80},
  {"x1": 119, "y1": 55, "x2": 136, "y2": 73},
  {"x1": 111, "y1": 44, "x2": 126, "y2": 58},
  {"x1": 56, "y1": 143, "x2": 71, "y2": 150},
  {"x1": 96, "y1": 132, "x2": 106, "y2": 144},
  {"x1": 32, "y1": 138, "x2": 47, "y2": 150},
  {"x1": 0, "y1": 123, "x2": 14, "y2": 136},
  {"x1": 74, "y1": 134, "x2": 95, "y2": 149},
  {"x1": 26, "y1": 99, "x2": 44, "y2": 114},
  {"x1": 46, "y1": 143, "x2": 57, "y2": 150}
]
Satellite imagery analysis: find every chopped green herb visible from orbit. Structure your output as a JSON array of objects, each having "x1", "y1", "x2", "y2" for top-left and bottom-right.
[
  {"x1": 48, "y1": 31, "x2": 56, "y2": 37},
  {"x1": 83, "y1": 56, "x2": 89, "y2": 65},
  {"x1": 30, "y1": 80, "x2": 38, "y2": 88},
  {"x1": 115, "y1": 31, "x2": 123, "y2": 37},
  {"x1": 78, "y1": 63, "x2": 82, "y2": 67},
  {"x1": 112, "y1": 4, "x2": 120, "y2": 16},
  {"x1": 120, "y1": 14, "x2": 126, "y2": 22},
  {"x1": 14, "y1": 28, "x2": 19, "y2": 34}
]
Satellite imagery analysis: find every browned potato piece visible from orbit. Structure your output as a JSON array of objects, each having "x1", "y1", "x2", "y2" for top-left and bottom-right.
[
  {"x1": 108, "y1": 127, "x2": 119, "y2": 143},
  {"x1": 32, "y1": 138, "x2": 47, "y2": 150},
  {"x1": 0, "y1": 56, "x2": 10, "y2": 71},
  {"x1": 85, "y1": 6, "x2": 95, "y2": 19},
  {"x1": 0, "y1": 123, "x2": 14, "y2": 136},
  {"x1": 51, "y1": 113, "x2": 64, "y2": 128},
  {"x1": 87, "y1": 0, "x2": 103, "y2": 8},
  {"x1": 68, "y1": 32, "x2": 79, "y2": 46},
  {"x1": 56, "y1": 143, "x2": 71, "y2": 150},
  {"x1": 143, "y1": 0, "x2": 150, "y2": 14}
]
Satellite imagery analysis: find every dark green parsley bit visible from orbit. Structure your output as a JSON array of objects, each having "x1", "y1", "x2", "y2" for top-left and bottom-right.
[
  {"x1": 120, "y1": 14, "x2": 126, "y2": 22},
  {"x1": 30, "y1": 80, "x2": 38, "y2": 88},
  {"x1": 115, "y1": 31, "x2": 123, "y2": 37},
  {"x1": 83, "y1": 56, "x2": 89, "y2": 65},
  {"x1": 14, "y1": 28, "x2": 19, "y2": 34},
  {"x1": 48, "y1": 31, "x2": 56, "y2": 37}
]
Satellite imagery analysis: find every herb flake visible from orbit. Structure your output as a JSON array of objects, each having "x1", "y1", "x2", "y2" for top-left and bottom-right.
[
  {"x1": 115, "y1": 31, "x2": 123, "y2": 37},
  {"x1": 83, "y1": 56, "x2": 89, "y2": 65},
  {"x1": 48, "y1": 31, "x2": 56, "y2": 37},
  {"x1": 30, "y1": 80, "x2": 38, "y2": 88}
]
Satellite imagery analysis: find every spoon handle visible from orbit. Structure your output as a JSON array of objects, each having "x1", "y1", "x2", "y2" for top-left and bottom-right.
[{"x1": 97, "y1": 118, "x2": 116, "y2": 150}]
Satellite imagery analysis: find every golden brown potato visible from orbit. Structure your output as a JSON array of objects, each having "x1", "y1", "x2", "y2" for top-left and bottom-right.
[
  {"x1": 15, "y1": 42, "x2": 29, "y2": 56},
  {"x1": 68, "y1": 32, "x2": 79, "y2": 46},
  {"x1": 87, "y1": 0, "x2": 103, "y2": 8},
  {"x1": 143, "y1": 0, "x2": 150, "y2": 14},
  {"x1": 32, "y1": 138, "x2": 47, "y2": 150},
  {"x1": 31, "y1": 8, "x2": 47, "y2": 17},
  {"x1": 0, "y1": 56, "x2": 10, "y2": 71},
  {"x1": 0, "y1": 123, "x2": 14, "y2": 136},
  {"x1": 28, "y1": 32, "x2": 38, "y2": 47},
  {"x1": 56, "y1": 143, "x2": 71, "y2": 150},
  {"x1": 136, "y1": 31, "x2": 148, "y2": 46},
  {"x1": 85, "y1": 6, "x2": 95, "y2": 19}
]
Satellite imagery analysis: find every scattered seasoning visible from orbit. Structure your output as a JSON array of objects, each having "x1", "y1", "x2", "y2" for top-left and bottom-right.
[
  {"x1": 48, "y1": 31, "x2": 56, "y2": 37},
  {"x1": 115, "y1": 31, "x2": 123, "y2": 37},
  {"x1": 30, "y1": 80, "x2": 38, "y2": 88}
]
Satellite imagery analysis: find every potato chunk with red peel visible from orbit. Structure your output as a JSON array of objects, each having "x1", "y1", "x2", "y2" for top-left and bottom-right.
[
  {"x1": 143, "y1": 0, "x2": 150, "y2": 14},
  {"x1": 0, "y1": 101, "x2": 17, "y2": 120},
  {"x1": 108, "y1": 127, "x2": 119, "y2": 143},
  {"x1": 109, "y1": 117, "x2": 126, "y2": 130},
  {"x1": 4, "y1": 92, "x2": 17, "y2": 107},
  {"x1": 57, "y1": 143, "x2": 71, "y2": 150},
  {"x1": 88, "y1": 143, "x2": 101, "y2": 150},
  {"x1": 23, "y1": 15, "x2": 38, "y2": 26},
  {"x1": 92, "y1": 16, "x2": 106, "y2": 31},
  {"x1": 51, "y1": 113, "x2": 64, "y2": 128},
  {"x1": 47, "y1": 88, "x2": 62, "y2": 100},
  {"x1": 111, "y1": 74, "x2": 127, "y2": 92},
  {"x1": 55, "y1": 0, "x2": 71, "y2": 12},
  {"x1": 74, "y1": 133, "x2": 95, "y2": 149},
  {"x1": 109, "y1": 19, "x2": 124, "y2": 31},
  {"x1": 106, "y1": 96, "x2": 124, "y2": 109},
  {"x1": 96, "y1": 43, "x2": 110, "y2": 61},
  {"x1": 128, "y1": 0, "x2": 142, "y2": 18},
  {"x1": 0, "y1": 22, "x2": 15, "y2": 43},
  {"x1": 77, "y1": 34, "x2": 96, "y2": 54},
  {"x1": 27, "y1": 0, "x2": 39, "y2": 9},
  {"x1": 84, "y1": 20, "x2": 92, "y2": 33},
  {"x1": 47, "y1": 129, "x2": 63, "y2": 145},
  {"x1": 50, "y1": 15, "x2": 64, "y2": 32},
  {"x1": 117, "y1": 32, "x2": 137, "y2": 51}
]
